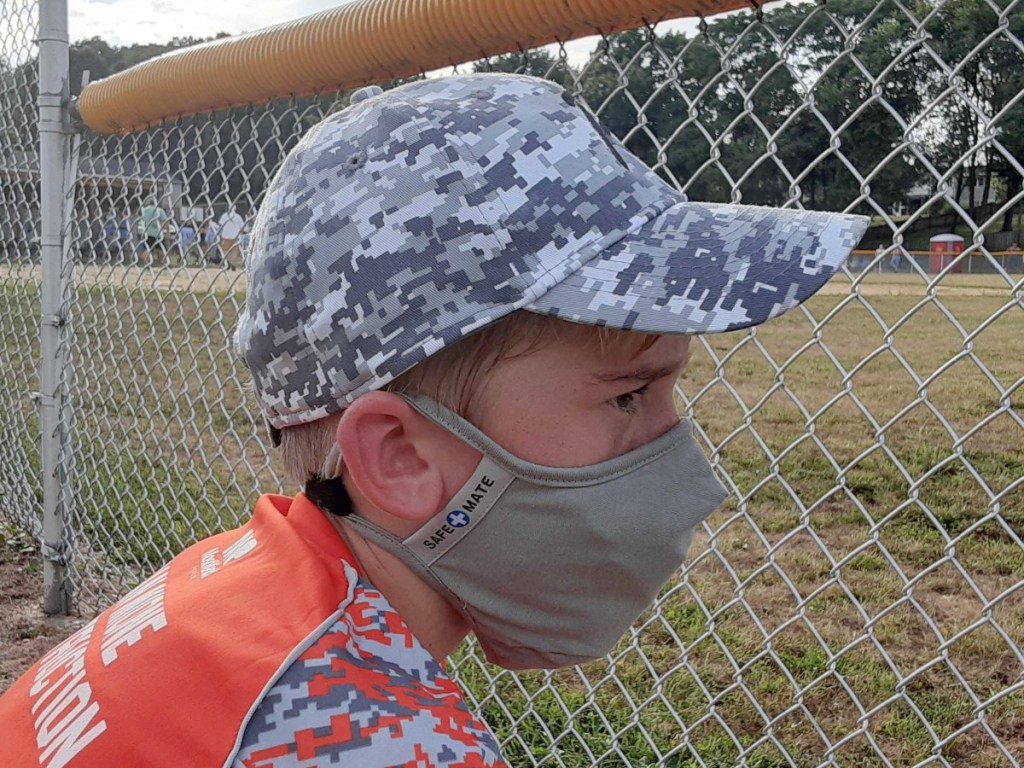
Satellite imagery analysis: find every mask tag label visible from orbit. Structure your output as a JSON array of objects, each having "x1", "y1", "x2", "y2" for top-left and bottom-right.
[{"x1": 405, "y1": 456, "x2": 514, "y2": 565}]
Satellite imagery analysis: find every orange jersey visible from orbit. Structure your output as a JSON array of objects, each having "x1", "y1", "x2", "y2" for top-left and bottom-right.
[{"x1": 0, "y1": 494, "x2": 506, "y2": 768}]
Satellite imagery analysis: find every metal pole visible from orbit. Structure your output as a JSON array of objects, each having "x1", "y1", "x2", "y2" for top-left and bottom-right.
[{"x1": 37, "y1": 0, "x2": 71, "y2": 614}]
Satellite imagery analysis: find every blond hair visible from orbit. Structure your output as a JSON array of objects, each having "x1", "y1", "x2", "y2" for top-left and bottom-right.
[{"x1": 279, "y1": 310, "x2": 657, "y2": 485}]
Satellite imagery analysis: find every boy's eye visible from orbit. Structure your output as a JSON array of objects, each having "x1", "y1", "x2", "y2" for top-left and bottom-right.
[{"x1": 611, "y1": 384, "x2": 649, "y2": 413}]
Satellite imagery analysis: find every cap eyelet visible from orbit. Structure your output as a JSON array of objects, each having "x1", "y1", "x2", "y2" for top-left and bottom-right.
[{"x1": 344, "y1": 151, "x2": 366, "y2": 172}]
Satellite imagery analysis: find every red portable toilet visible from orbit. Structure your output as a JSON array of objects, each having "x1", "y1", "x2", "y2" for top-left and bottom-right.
[{"x1": 929, "y1": 233, "x2": 964, "y2": 273}]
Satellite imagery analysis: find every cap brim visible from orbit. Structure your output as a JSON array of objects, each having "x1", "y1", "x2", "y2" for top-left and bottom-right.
[{"x1": 525, "y1": 201, "x2": 869, "y2": 334}]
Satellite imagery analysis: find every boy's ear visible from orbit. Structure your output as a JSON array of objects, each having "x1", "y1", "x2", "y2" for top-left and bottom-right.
[{"x1": 335, "y1": 391, "x2": 447, "y2": 525}]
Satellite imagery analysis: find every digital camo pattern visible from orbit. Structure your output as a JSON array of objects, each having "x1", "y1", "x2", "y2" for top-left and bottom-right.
[
  {"x1": 234, "y1": 73, "x2": 869, "y2": 429},
  {"x1": 527, "y1": 201, "x2": 868, "y2": 333},
  {"x1": 235, "y1": 562, "x2": 506, "y2": 768}
]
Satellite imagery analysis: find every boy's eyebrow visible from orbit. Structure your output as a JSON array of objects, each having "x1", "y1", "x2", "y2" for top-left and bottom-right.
[{"x1": 593, "y1": 363, "x2": 682, "y2": 384}]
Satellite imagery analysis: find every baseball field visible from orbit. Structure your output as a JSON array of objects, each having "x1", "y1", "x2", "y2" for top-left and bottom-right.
[{"x1": 0, "y1": 265, "x2": 1021, "y2": 766}]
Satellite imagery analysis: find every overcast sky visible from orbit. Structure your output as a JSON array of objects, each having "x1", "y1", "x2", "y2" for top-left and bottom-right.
[{"x1": 69, "y1": 0, "x2": 705, "y2": 67}]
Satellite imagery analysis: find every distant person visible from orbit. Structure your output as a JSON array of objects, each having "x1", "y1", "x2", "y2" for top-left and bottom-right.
[
  {"x1": 178, "y1": 221, "x2": 198, "y2": 265},
  {"x1": 79, "y1": 213, "x2": 105, "y2": 263},
  {"x1": 101, "y1": 214, "x2": 120, "y2": 262},
  {"x1": 239, "y1": 222, "x2": 251, "y2": 254},
  {"x1": 103, "y1": 216, "x2": 118, "y2": 245},
  {"x1": 92, "y1": 214, "x2": 108, "y2": 262},
  {"x1": 202, "y1": 219, "x2": 221, "y2": 265},
  {"x1": 117, "y1": 215, "x2": 133, "y2": 264},
  {"x1": 218, "y1": 205, "x2": 246, "y2": 270},
  {"x1": 889, "y1": 248, "x2": 902, "y2": 272},
  {"x1": 140, "y1": 198, "x2": 171, "y2": 262},
  {"x1": 22, "y1": 218, "x2": 38, "y2": 260}
]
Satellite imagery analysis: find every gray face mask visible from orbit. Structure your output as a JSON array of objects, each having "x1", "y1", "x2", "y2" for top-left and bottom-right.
[{"x1": 334, "y1": 394, "x2": 728, "y2": 670}]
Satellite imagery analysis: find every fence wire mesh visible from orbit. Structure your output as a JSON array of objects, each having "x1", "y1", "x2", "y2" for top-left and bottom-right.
[
  {"x1": 0, "y1": 0, "x2": 42, "y2": 539},
  {"x1": 2, "y1": 0, "x2": 1024, "y2": 766}
]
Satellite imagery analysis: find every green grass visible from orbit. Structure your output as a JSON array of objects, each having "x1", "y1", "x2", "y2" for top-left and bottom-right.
[
  {"x1": 0, "y1": 276, "x2": 43, "y2": 532},
  {"x1": 1, "y1": 266, "x2": 1022, "y2": 766}
]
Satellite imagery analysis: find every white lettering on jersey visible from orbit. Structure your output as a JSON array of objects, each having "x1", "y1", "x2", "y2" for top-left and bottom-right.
[
  {"x1": 28, "y1": 618, "x2": 107, "y2": 768},
  {"x1": 100, "y1": 565, "x2": 170, "y2": 666},
  {"x1": 198, "y1": 529, "x2": 258, "y2": 579}
]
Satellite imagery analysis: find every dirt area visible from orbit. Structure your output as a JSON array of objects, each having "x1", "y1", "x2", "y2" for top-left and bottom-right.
[
  {"x1": 2, "y1": 262, "x2": 247, "y2": 295},
  {"x1": 0, "y1": 526, "x2": 83, "y2": 695}
]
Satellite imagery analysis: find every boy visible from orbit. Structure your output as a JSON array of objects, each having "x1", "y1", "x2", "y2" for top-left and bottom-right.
[{"x1": 0, "y1": 74, "x2": 867, "y2": 767}]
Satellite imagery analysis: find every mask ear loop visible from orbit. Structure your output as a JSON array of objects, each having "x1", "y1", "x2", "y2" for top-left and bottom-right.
[{"x1": 320, "y1": 442, "x2": 343, "y2": 480}]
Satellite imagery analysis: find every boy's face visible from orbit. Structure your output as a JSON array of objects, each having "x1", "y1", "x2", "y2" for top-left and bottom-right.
[
  {"x1": 334, "y1": 327, "x2": 704, "y2": 667},
  {"x1": 334, "y1": 326, "x2": 693, "y2": 541},
  {"x1": 466, "y1": 330, "x2": 692, "y2": 469}
]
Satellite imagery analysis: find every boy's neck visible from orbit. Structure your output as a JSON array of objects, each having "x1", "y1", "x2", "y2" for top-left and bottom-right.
[{"x1": 325, "y1": 512, "x2": 471, "y2": 663}]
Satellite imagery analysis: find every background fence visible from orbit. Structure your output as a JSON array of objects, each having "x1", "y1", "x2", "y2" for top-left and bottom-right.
[
  {"x1": 0, "y1": 0, "x2": 45, "y2": 544},
  {"x1": 2, "y1": 0, "x2": 1023, "y2": 766}
]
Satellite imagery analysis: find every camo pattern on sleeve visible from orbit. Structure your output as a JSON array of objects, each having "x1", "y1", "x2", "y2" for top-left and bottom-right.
[{"x1": 234, "y1": 562, "x2": 506, "y2": 768}]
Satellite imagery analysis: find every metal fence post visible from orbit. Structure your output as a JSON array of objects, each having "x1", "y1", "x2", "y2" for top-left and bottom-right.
[{"x1": 37, "y1": 0, "x2": 72, "y2": 614}]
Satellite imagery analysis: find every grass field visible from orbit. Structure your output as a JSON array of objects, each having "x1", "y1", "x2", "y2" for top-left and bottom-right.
[{"x1": 1, "y1": 264, "x2": 1021, "y2": 766}]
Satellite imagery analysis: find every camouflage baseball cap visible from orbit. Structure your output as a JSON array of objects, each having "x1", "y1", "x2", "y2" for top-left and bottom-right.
[{"x1": 235, "y1": 73, "x2": 868, "y2": 432}]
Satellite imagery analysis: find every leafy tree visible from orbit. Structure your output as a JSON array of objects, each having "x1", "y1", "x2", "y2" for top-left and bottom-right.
[
  {"x1": 925, "y1": 0, "x2": 1024, "y2": 231},
  {"x1": 709, "y1": 0, "x2": 926, "y2": 212},
  {"x1": 0, "y1": 54, "x2": 37, "y2": 152},
  {"x1": 568, "y1": 1, "x2": 926, "y2": 212}
]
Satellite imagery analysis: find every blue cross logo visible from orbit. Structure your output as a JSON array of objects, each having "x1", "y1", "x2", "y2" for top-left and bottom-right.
[{"x1": 446, "y1": 510, "x2": 470, "y2": 528}]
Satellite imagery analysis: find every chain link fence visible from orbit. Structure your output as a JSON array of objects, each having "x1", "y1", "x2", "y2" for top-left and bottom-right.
[
  {"x1": 0, "y1": 0, "x2": 43, "y2": 540},
  {"x1": 3, "y1": 0, "x2": 1024, "y2": 765}
]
